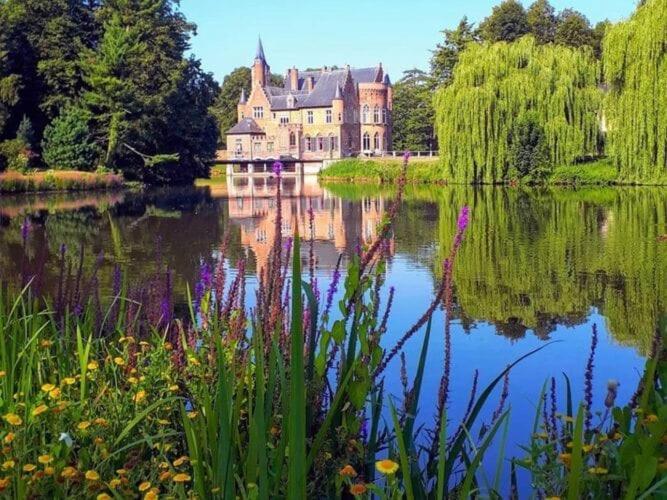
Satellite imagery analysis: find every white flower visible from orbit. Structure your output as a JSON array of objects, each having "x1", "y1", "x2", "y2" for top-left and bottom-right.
[{"x1": 59, "y1": 432, "x2": 73, "y2": 447}]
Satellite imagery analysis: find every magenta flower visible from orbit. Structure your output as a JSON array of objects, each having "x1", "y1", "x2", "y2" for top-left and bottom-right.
[
  {"x1": 21, "y1": 218, "x2": 31, "y2": 244},
  {"x1": 403, "y1": 151, "x2": 411, "y2": 163},
  {"x1": 272, "y1": 161, "x2": 283, "y2": 177},
  {"x1": 457, "y1": 205, "x2": 470, "y2": 233}
]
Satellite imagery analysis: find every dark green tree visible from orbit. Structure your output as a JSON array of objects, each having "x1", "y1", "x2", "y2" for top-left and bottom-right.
[
  {"x1": 430, "y1": 17, "x2": 478, "y2": 86},
  {"x1": 508, "y1": 111, "x2": 552, "y2": 180},
  {"x1": 210, "y1": 67, "x2": 251, "y2": 148},
  {"x1": 16, "y1": 115, "x2": 36, "y2": 148},
  {"x1": 42, "y1": 106, "x2": 98, "y2": 171},
  {"x1": 526, "y1": 0, "x2": 557, "y2": 44},
  {"x1": 554, "y1": 9, "x2": 596, "y2": 49},
  {"x1": 392, "y1": 69, "x2": 436, "y2": 152},
  {"x1": 479, "y1": 0, "x2": 530, "y2": 43}
]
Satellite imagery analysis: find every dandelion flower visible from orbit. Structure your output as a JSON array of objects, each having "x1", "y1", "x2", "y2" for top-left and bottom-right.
[
  {"x1": 109, "y1": 478, "x2": 121, "y2": 489},
  {"x1": 350, "y1": 483, "x2": 367, "y2": 496},
  {"x1": 133, "y1": 390, "x2": 147, "y2": 403},
  {"x1": 4, "y1": 414, "x2": 22, "y2": 426},
  {"x1": 159, "y1": 471, "x2": 172, "y2": 481},
  {"x1": 172, "y1": 473, "x2": 191, "y2": 483},
  {"x1": 31, "y1": 405, "x2": 48, "y2": 417},
  {"x1": 1, "y1": 460, "x2": 15, "y2": 470},
  {"x1": 48, "y1": 388, "x2": 61, "y2": 399},
  {"x1": 85, "y1": 470, "x2": 100, "y2": 481},
  {"x1": 375, "y1": 459, "x2": 399, "y2": 475},
  {"x1": 23, "y1": 464, "x2": 36, "y2": 472},
  {"x1": 77, "y1": 421, "x2": 91, "y2": 430},
  {"x1": 173, "y1": 456, "x2": 188, "y2": 467},
  {"x1": 87, "y1": 361, "x2": 99, "y2": 371},
  {"x1": 41, "y1": 383, "x2": 56, "y2": 393},
  {"x1": 97, "y1": 494, "x2": 112, "y2": 500},
  {"x1": 63, "y1": 377, "x2": 76, "y2": 386},
  {"x1": 61, "y1": 467, "x2": 77, "y2": 479},
  {"x1": 139, "y1": 481, "x2": 152, "y2": 492},
  {"x1": 37, "y1": 455, "x2": 53, "y2": 464},
  {"x1": 44, "y1": 466, "x2": 55, "y2": 476},
  {"x1": 339, "y1": 465, "x2": 357, "y2": 477},
  {"x1": 114, "y1": 357, "x2": 125, "y2": 366},
  {"x1": 144, "y1": 491, "x2": 158, "y2": 500}
]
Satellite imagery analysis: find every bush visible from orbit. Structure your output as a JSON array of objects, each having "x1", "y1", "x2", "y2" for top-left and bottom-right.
[
  {"x1": 42, "y1": 107, "x2": 98, "y2": 171},
  {"x1": 0, "y1": 139, "x2": 30, "y2": 172},
  {"x1": 509, "y1": 112, "x2": 552, "y2": 181}
]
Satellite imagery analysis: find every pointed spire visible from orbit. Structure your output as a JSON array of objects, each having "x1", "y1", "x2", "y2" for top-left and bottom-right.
[
  {"x1": 383, "y1": 74, "x2": 391, "y2": 85},
  {"x1": 255, "y1": 36, "x2": 266, "y2": 62},
  {"x1": 239, "y1": 88, "x2": 247, "y2": 104},
  {"x1": 334, "y1": 83, "x2": 342, "y2": 100}
]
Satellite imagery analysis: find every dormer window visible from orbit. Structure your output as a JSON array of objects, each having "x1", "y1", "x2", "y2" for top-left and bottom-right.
[{"x1": 287, "y1": 94, "x2": 295, "y2": 108}]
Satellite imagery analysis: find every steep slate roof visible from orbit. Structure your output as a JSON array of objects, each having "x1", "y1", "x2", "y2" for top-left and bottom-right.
[
  {"x1": 270, "y1": 66, "x2": 385, "y2": 110},
  {"x1": 227, "y1": 117, "x2": 265, "y2": 135},
  {"x1": 256, "y1": 37, "x2": 266, "y2": 62}
]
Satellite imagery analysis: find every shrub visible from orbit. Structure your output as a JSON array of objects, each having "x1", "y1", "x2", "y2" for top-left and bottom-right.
[
  {"x1": 42, "y1": 107, "x2": 98, "y2": 171},
  {"x1": 509, "y1": 111, "x2": 552, "y2": 181},
  {"x1": 0, "y1": 139, "x2": 30, "y2": 172}
]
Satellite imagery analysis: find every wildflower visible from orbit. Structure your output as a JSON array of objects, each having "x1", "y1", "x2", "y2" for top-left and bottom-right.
[
  {"x1": 63, "y1": 377, "x2": 76, "y2": 386},
  {"x1": 77, "y1": 421, "x2": 91, "y2": 431},
  {"x1": 48, "y1": 388, "x2": 61, "y2": 399},
  {"x1": 350, "y1": 483, "x2": 367, "y2": 496},
  {"x1": 375, "y1": 459, "x2": 399, "y2": 475},
  {"x1": 1, "y1": 460, "x2": 15, "y2": 470},
  {"x1": 169, "y1": 385, "x2": 179, "y2": 392},
  {"x1": 133, "y1": 390, "x2": 147, "y2": 403},
  {"x1": 145, "y1": 491, "x2": 158, "y2": 500},
  {"x1": 3, "y1": 433, "x2": 15, "y2": 444},
  {"x1": 109, "y1": 478, "x2": 121, "y2": 489},
  {"x1": 139, "y1": 481, "x2": 152, "y2": 492},
  {"x1": 559, "y1": 453, "x2": 572, "y2": 467},
  {"x1": 94, "y1": 418, "x2": 109, "y2": 427},
  {"x1": 339, "y1": 465, "x2": 357, "y2": 477},
  {"x1": 128, "y1": 377, "x2": 139, "y2": 384},
  {"x1": 94, "y1": 437, "x2": 104, "y2": 445},
  {"x1": 0, "y1": 371, "x2": 5, "y2": 378},
  {"x1": 159, "y1": 471, "x2": 172, "y2": 481},
  {"x1": 588, "y1": 467, "x2": 608, "y2": 475},
  {"x1": 173, "y1": 456, "x2": 189, "y2": 467},
  {"x1": 644, "y1": 414, "x2": 659, "y2": 424},
  {"x1": 582, "y1": 444, "x2": 594, "y2": 453},
  {"x1": 40, "y1": 339, "x2": 53, "y2": 348},
  {"x1": 114, "y1": 357, "x2": 125, "y2": 366},
  {"x1": 23, "y1": 464, "x2": 36, "y2": 472},
  {"x1": 186, "y1": 411, "x2": 198, "y2": 419},
  {"x1": 41, "y1": 383, "x2": 56, "y2": 393},
  {"x1": 0, "y1": 477, "x2": 9, "y2": 491},
  {"x1": 188, "y1": 356, "x2": 201, "y2": 367},
  {"x1": 44, "y1": 466, "x2": 55, "y2": 476},
  {"x1": 87, "y1": 361, "x2": 99, "y2": 371},
  {"x1": 97, "y1": 494, "x2": 112, "y2": 500},
  {"x1": 173, "y1": 473, "x2": 191, "y2": 483},
  {"x1": 61, "y1": 467, "x2": 77, "y2": 479},
  {"x1": 31, "y1": 405, "x2": 48, "y2": 417},
  {"x1": 37, "y1": 454, "x2": 53, "y2": 464},
  {"x1": 85, "y1": 470, "x2": 100, "y2": 481}
]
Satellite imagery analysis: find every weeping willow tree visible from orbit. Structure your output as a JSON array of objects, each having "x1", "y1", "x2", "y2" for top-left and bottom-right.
[
  {"x1": 603, "y1": 0, "x2": 667, "y2": 183},
  {"x1": 435, "y1": 36, "x2": 602, "y2": 183}
]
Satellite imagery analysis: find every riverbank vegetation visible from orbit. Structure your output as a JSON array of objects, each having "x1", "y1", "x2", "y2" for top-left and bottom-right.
[
  {"x1": 1, "y1": 161, "x2": 665, "y2": 498},
  {"x1": 0, "y1": 0, "x2": 219, "y2": 185},
  {"x1": 0, "y1": 170, "x2": 123, "y2": 193}
]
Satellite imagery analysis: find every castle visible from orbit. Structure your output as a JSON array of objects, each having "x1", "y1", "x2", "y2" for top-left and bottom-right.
[{"x1": 227, "y1": 39, "x2": 393, "y2": 161}]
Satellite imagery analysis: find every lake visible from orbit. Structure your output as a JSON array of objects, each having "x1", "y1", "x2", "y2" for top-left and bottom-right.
[{"x1": 1, "y1": 176, "x2": 665, "y2": 490}]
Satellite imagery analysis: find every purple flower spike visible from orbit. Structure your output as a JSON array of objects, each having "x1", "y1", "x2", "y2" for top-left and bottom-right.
[
  {"x1": 272, "y1": 161, "x2": 283, "y2": 177},
  {"x1": 457, "y1": 205, "x2": 470, "y2": 233},
  {"x1": 403, "y1": 151, "x2": 411, "y2": 164},
  {"x1": 21, "y1": 218, "x2": 31, "y2": 243}
]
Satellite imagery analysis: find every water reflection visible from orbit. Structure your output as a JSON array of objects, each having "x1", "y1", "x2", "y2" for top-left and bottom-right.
[{"x1": 0, "y1": 181, "x2": 664, "y2": 354}]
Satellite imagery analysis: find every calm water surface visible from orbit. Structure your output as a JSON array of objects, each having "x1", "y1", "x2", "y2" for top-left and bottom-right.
[{"x1": 1, "y1": 177, "x2": 665, "y2": 489}]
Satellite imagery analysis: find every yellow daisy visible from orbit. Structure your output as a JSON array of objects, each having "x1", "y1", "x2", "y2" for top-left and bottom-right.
[{"x1": 375, "y1": 459, "x2": 399, "y2": 475}]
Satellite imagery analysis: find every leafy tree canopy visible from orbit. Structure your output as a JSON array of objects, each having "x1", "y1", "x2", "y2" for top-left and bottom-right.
[
  {"x1": 392, "y1": 69, "x2": 436, "y2": 152},
  {"x1": 42, "y1": 106, "x2": 98, "y2": 171},
  {"x1": 430, "y1": 17, "x2": 478, "y2": 86},
  {"x1": 210, "y1": 67, "x2": 251, "y2": 148},
  {"x1": 479, "y1": 0, "x2": 530, "y2": 43},
  {"x1": 526, "y1": 0, "x2": 557, "y2": 44}
]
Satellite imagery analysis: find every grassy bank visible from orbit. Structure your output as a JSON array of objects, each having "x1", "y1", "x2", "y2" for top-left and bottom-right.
[
  {"x1": 320, "y1": 158, "x2": 645, "y2": 186},
  {"x1": 0, "y1": 170, "x2": 124, "y2": 193}
]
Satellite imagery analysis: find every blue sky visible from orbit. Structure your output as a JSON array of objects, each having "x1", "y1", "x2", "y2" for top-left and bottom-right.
[{"x1": 180, "y1": 0, "x2": 635, "y2": 83}]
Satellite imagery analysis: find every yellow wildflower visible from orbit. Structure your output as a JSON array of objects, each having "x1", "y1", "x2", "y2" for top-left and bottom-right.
[
  {"x1": 375, "y1": 459, "x2": 399, "y2": 475},
  {"x1": 114, "y1": 357, "x2": 125, "y2": 366},
  {"x1": 186, "y1": 411, "x2": 198, "y2": 419},
  {"x1": 87, "y1": 361, "x2": 99, "y2": 371},
  {"x1": 139, "y1": 481, "x2": 152, "y2": 491},
  {"x1": 173, "y1": 456, "x2": 189, "y2": 467},
  {"x1": 173, "y1": 473, "x2": 191, "y2": 483},
  {"x1": 44, "y1": 466, "x2": 55, "y2": 476},
  {"x1": 94, "y1": 418, "x2": 109, "y2": 427},
  {"x1": 85, "y1": 470, "x2": 100, "y2": 481},
  {"x1": 559, "y1": 453, "x2": 572, "y2": 467},
  {"x1": 145, "y1": 491, "x2": 158, "y2": 500},
  {"x1": 37, "y1": 455, "x2": 53, "y2": 464},
  {"x1": 23, "y1": 464, "x2": 36, "y2": 472},
  {"x1": 0, "y1": 477, "x2": 9, "y2": 491},
  {"x1": 159, "y1": 471, "x2": 172, "y2": 482},
  {"x1": 61, "y1": 467, "x2": 78, "y2": 479},
  {"x1": 339, "y1": 465, "x2": 357, "y2": 477},
  {"x1": 169, "y1": 385, "x2": 179, "y2": 392},
  {"x1": 588, "y1": 467, "x2": 609, "y2": 475},
  {"x1": 63, "y1": 377, "x2": 76, "y2": 386},
  {"x1": 77, "y1": 420, "x2": 92, "y2": 430},
  {"x1": 133, "y1": 390, "x2": 147, "y2": 403},
  {"x1": 4, "y1": 414, "x2": 22, "y2": 426},
  {"x1": 32, "y1": 404, "x2": 48, "y2": 417},
  {"x1": 94, "y1": 437, "x2": 104, "y2": 445},
  {"x1": 3, "y1": 433, "x2": 15, "y2": 444},
  {"x1": 0, "y1": 371, "x2": 5, "y2": 378},
  {"x1": 41, "y1": 383, "x2": 56, "y2": 393},
  {"x1": 645, "y1": 414, "x2": 659, "y2": 424},
  {"x1": 128, "y1": 377, "x2": 139, "y2": 385},
  {"x1": 116, "y1": 468, "x2": 128, "y2": 476},
  {"x1": 97, "y1": 494, "x2": 112, "y2": 500},
  {"x1": 40, "y1": 340, "x2": 53, "y2": 348},
  {"x1": 48, "y1": 388, "x2": 61, "y2": 399},
  {"x1": 1, "y1": 460, "x2": 15, "y2": 470},
  {"x1": 109, "y1": 478, "x2": 121, "y2": 488},
  {"x1": 582, "y1": 444, "x2": 594, "y2": 453}
]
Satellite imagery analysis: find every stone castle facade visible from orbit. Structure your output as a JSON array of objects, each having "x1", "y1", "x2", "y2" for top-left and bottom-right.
[{"x1": 227, "y1": 39, "x2": 393, "y2": 161}]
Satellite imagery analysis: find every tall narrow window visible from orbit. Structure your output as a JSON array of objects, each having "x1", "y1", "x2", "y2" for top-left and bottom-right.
[
  {"x1": 307, "y1": 111, "x2": 314, "y2": 124},
  {"x1": 329, "y1": 134, "x2": 337, "y2": 151},
  {"x1": 326, "y1": 109, "x2": 332, "y2": 123},
  {"x1": 373, "y1": 132, "x2": 380, "y2": 150},
  {"x1": 317, "y1": 135, "x2": 324, "y2": 151},
  {"x1": 363, "y1": 132, "x2": 370, "y2": 151},
  {"x1": 362, "y1": 105, "x2": 369, "y2": 124},
  {"x1": 289, "y1": 132, "x2": 296, "y2": 147},
  {"x1": 305, "y1": 136, "x2": 312, "y2": 151},
  {"x1": 382, "y1": 108, "x2": 387, "y2": 124},
  {"x1": 253, "y1": 106, "x2": 264, "y2": 119},
  {"x1": 373, "y1": 106, "x2": 380, "y2": 123}
]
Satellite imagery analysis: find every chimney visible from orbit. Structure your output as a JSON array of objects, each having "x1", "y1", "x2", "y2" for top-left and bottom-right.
[
  {"x1": 306, "y1": 76, "x2": 314, "y2": 92},
  {"x1": 289, "y1": 67, "x2": 299, "y2": 91}
]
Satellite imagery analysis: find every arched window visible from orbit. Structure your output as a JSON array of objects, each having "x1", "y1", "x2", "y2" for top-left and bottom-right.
[
  {"x1": 305, "y1": 136, "x2": 312, "y2": 151},
  {"x1": 362, "y1": 105, "x2": 369, "y2": 124},
  {"x1": 382, "y1": 108, "x2": 387, "y2": 124},
  {"x1": 373, "y1": 106, "x2": 380, "y2": 123},
  {"x1": 289, "y1": 132, "x2": 296, "y2": 147},
  {"x1": 317, "y1": 135, "x2": 324, "y2": 151},
  {"x1": 373, "y1": 132, "x2": 380, "y2": 150},
  {"x1": 363, "y1": 132, "x2": 371, "y2": 151}
]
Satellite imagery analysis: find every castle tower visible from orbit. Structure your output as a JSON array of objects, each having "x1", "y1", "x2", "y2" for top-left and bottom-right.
[
  {"x1": 237, "y1": 88, "x2": 247, "y2": 121},
  {"x1": 332, "y1": 83, "x2": 344, "y2": 124},
  {"x1": 252, "y1": 37, "x2": 269, "y2": 88}
]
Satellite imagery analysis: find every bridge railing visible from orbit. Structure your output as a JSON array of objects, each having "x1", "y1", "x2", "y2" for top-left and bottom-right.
[{"x1": 356, "y1": 150, "x2": 439, "y2": 158}]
